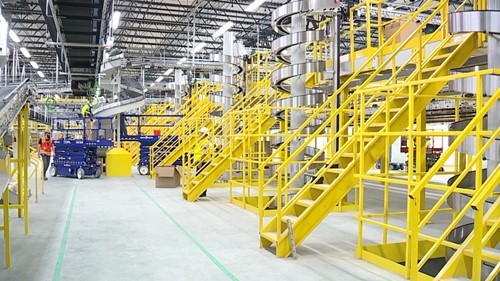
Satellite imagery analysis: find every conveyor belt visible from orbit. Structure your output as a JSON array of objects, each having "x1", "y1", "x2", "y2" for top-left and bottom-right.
[{"x1": 0, "y1": 79, "x2": 31, "y2": 139}]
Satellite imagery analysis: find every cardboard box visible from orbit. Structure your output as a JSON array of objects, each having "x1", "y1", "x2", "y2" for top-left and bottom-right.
[
  {"x1": 385, "y1": 20, "x2": 419, "y2": 43},
  {"x1": 155, "y1": 166, "x2": 182, "y2": 188}
]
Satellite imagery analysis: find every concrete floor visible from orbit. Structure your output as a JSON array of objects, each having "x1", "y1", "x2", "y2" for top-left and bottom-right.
[{"x1": 0, "y1": 173, "x2": 410, "y2": 281}]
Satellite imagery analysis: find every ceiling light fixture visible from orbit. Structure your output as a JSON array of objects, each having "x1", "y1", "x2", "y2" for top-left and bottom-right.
[
  {"x1": 164, "y1": 69, "x2": 174, "y2": 76},
  {"x1": 20, "y1": 47, "x2": 31, "y2": 58},
  {"x1": 192, "y1": 42, "x2": 207, "y2": 54},
  {"x1": 155, "y1": 76, "x2": 164, "y2": 83},
  {"x1": 30, "y1": 61, "x2": 39, "y2": 69},
  {"x1": 212, "y1": 21, "x2": 234, "y2": 38},
  {"x1": 37, "y1": 71, "x2": 45, "y2": 78},
  {"x1": 9, "y1": 30, "x2": 20, "y2": 43},
  {"x1": 245, "y1": 0, "x2": 266, "y2": 12},
  {"x1": 112, "y1": 11, "x2": 121, "y2": 30}
]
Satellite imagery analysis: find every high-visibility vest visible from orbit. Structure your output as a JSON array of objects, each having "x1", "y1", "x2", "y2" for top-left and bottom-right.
[
  {"x1": 193, "y1": 138, "x2": 210, "y2": 163},
  {"x1": 81, "y1": 103, "x2": 91, "y2": 116},
  {"x1": 40, "y1": 139, "x2": 53, "y2": 154}
]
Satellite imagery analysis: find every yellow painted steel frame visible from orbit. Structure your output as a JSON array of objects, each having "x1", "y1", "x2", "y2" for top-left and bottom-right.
[
  {"x1": 356, "y1": 70, "x2": 499, "y2": 280},
  {"x1": 29, "y1": 147, "x2": 44, "y2": 202},
  {"x1": 149, "y1": 82, "x2": 222, "y2": 176},
  {"x1": 256, "y1": 0, "x2": 484, "y2": 259},
  {"x1": 1, "y1": 103, "x2": 31, "y2": 268},
  {"x1": 181, "y1": 67, "x2": 284, "y2": 200},
  {"x1": 13, "y1": 104, "x2": 30, "y2": 235},
  {"x1": 0, "y1": 151, "x2": 11, "y2": 268}
]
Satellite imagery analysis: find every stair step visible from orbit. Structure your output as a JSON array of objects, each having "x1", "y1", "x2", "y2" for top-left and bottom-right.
[
  {"x1": 296, "y1": 199, "x2": 315, "y2": 208},
  {"x1": 422, "y1": 65, "x2": 440, "y2": 73},
  {"x1": 368, "y1": 122, "x2": 387, "y2": 129},
  {"x1": 261, "y1": 231, "x2": 278, "y2": 242},
  {"x1": 340, "y1": 153, "x2": 355, "y2": 158},
  {"x1": 357, "y1": 137, "x2": 376, "y2": 142},
  {"x1": 326, "y1": 168, "x2": 344, "y2": 174},
  {"x1": 311, "y1": 184, "x2": 330, "y2": 191},
  {"x1": 443, "y1": 40, "x2": 462, "y2": 49},
  {"x1": 486, "y1": 218, "x2": 499, "y2": 226},
  {"x1": 431, "y1": 53, "x2": 451, "y2": 61}
]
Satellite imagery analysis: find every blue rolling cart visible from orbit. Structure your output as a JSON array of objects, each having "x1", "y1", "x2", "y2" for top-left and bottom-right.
[{"x1": 50, "y1": 117, "x2": 114, "y2": 179}]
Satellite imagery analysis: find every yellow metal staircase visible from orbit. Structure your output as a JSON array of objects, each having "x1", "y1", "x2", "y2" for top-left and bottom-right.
[
  {"x1": 149, "y1": 82, "x2": 221, "y2": 176},
  {"x1": 259, "y1": 1, "x2": 478, "y2": 257}
]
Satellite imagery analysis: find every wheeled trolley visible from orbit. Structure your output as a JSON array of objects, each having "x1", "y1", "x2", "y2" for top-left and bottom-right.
[{"x1": 50, "y1": 117, "x2": 114, "y2": 179}]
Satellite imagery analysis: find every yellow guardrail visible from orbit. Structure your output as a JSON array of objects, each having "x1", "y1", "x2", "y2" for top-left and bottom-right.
[{"x1": 149, "y1": 82, "x2": 222, "y2": 176}]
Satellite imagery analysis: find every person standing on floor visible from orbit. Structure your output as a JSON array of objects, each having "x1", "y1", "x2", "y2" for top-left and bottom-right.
[
  {"x1": 193, "y1": 127, "x2": 211, "y2": 197},
  {"x1": 38, "y1": 131, "x2": 53, "y2": 180}
]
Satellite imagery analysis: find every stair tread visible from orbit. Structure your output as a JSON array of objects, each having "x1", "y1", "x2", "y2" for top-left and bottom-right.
[
  {"x1": 369, "y1": 122, "x2": 387, "y2": 127},
  {"x1": 311, "y1": 184, "x2": 330, "y2": 191},
  {"x1": 326, "y1": 168, "x2": 345, "y2": 174},
  {"x1": 340, "y1": 152, "x2": 355, "y2": 158},
  {"x1": 422, "y1": 65, "x2": 440, "y2": 73},
  {"x1": 432, "y1": 53, "x2": 451, "y2": 61},
  {"x1": 260, "y1": 231, "x2": 278, "y2": 242},
  {"x1": 296, "y1": 199, "x2": 315, "y2": 207}
]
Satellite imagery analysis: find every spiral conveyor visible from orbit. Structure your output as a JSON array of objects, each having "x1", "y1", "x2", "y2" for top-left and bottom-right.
[
  {"x1": 210, "y1": 54, "x2": 245, "y2": 116},
  {"x1": 270, "y1": 0, "x2": 336, "y2": 93},
  {"x1": 268, "y1": 1, "x2": 339, "y2": 178}
]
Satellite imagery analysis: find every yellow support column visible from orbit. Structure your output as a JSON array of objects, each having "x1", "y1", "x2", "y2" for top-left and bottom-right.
[
  {"x1": 1, "y1": 154, "x2": 11, "y2": 268},
  {"x1": 19, "y1": 104, "x2": 30, "y2": 235},
  {"x1": 416, "y1": 113, "x2": 426, "y2": 210}
]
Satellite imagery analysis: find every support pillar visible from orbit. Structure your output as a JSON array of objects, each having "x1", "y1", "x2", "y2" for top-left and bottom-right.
[
  {"x1": 175, "y1": 69, "x2": 183, "y2": 110},
  {"x1": 289, "y1": 14, "x2": 307, "y2": 188},
  {"x1": 487, "y1": 0, "x2": 500, "y2": 177},
  {"x1": 223, "y1": 32, "x2": 235, "y2": 114}
]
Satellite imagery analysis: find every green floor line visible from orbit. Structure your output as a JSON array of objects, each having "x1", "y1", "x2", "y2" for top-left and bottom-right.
[
  {"x1": 53, "y1": 183, "x2": 78, "y2": 281},
  {"x1": 135, "y1": 182, "x2": 238, "y2": 281}
]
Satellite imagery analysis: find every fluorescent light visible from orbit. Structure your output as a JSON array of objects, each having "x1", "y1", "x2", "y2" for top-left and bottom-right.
[
  {"x1": 30, "y1": 61, "x2": 39, "y2": 69},
  {"x1": 20, "y1": 47, "x2": 31, "y2": 58},
  {"x1": 212, "y1": 21, "x2": 234, "y2": 38},
  {"x1": 164, "y1": 68, "x2": 174, "y2": 76},
  {"x1": 155, "y1": 76, "x2": 164, "y2": 83},
  {"x1": 37, "y1": 71, "x2": 45, "y2": 78},
  {"x1": 43, "y1": 79, "x2": 49, "y2": 82},
  {"x1": 192, "y1": 42, "x2": 207, "y2": 54},
  {"x1": 245, "y1": 0, "x2": 266, "y2": 12},
  {"x1": 150, "y1": 83, "x2": 155, "y2": 87},
  {"x1": 9, "y1": 30, "x2": 20, "y2": 43},
  {"x1": 177, "y1": 57, "x2": 187, "y2": 65},
  {"x1": 143, "y1": 88, "x2": 148, "y2": 93},
  {"x1": 112, "y1": 11, "x2": 121, "y2": 30}
]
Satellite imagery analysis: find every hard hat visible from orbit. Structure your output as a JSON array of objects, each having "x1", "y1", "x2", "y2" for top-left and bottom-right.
[{"x1": 199, "y1": 127, "x2": 209, "y2": 135}]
